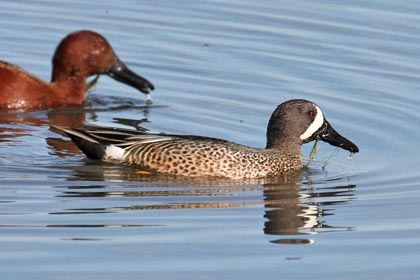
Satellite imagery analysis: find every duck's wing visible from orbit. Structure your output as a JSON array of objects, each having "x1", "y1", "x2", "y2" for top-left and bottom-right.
[
  {"x1": 82, "y1": 124, "x2": 234, "y2": 145},
  {"x1": 52, "y1": 125, "x2": 236, "y2": 161}
]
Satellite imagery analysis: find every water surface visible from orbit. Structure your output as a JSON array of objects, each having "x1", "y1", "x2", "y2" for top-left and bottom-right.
[{"x1": 1, "y1": 1, "x2": 420, "y2": 279}]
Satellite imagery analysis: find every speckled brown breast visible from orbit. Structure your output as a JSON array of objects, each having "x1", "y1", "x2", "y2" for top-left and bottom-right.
[{"x1": 122, "y1": 139, "x2": 303, "y2": 179}]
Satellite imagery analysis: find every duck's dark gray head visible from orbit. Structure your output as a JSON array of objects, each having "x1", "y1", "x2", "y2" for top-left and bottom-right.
[{"x1": 266, "y1": 99, "x2": 359, "y2": 153}]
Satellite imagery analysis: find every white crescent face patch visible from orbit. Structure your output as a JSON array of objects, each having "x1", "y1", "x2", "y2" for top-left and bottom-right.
[{"x1": 299, "y1": 106, "x2": 324, "y2": 140}]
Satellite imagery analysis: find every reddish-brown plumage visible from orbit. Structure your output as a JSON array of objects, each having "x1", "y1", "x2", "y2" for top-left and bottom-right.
[{"x1": 0, "y1": 30, "x2": 154, "y2": 110}]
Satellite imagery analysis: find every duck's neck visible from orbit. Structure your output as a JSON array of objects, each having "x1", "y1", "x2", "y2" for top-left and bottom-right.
[
  {"x1": 265, "y1": 135, "x2": 302, "y2": 155},
  {"x1": 50, "y1": 74, "x2": 87, "y2": 105}
]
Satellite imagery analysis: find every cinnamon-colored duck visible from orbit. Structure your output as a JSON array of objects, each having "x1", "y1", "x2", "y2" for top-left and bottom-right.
[{"x1": 0, "y1": 30, "x2": 154, "y2": 110}]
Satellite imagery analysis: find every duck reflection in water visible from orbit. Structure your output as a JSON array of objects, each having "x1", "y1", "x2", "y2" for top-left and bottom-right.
[
  {"x1": 57, "y1": 166, "x2": 356, "y2": 244},
  {"x1": 0, "y1": 105, "x2": 88, "y2": 154},
  {"x1": 262, "y1": 172, "x2": 355, "y2": 244},
  {"x1": 0, "y1": 101, "x2": 153, "y2": 155}
]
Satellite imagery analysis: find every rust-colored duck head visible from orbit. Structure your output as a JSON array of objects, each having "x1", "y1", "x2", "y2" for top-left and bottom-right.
[
  {"x1": 51, "y1": 30, "x2": 154, "y2": 93},
  {"x1": 0, "y1": 30, "x2": 154, "y2": 110}
]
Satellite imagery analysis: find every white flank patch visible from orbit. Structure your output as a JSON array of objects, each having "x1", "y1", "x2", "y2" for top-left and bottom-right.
[
  {"x1": 105, "y1": 145, "x2": 125, "y2": 161},
  {"x1": 300, "y1": 106, "x2": 324, "y2": 140}
]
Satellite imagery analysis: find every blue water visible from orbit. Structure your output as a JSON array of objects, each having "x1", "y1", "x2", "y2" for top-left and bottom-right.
[{"x1": 1, "y1": 1, "x2": 420, "y2": 279}]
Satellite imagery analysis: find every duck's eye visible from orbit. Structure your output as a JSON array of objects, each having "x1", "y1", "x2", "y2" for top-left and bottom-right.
[
  {"x1": 93, "y1": 43, "x2": 104, "y2": 54},
  {"x1": 307, "y1": 110, "x2": 316, "y2": 120}
]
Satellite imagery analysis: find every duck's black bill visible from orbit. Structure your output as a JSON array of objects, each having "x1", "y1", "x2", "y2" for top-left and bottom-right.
[
  {"x1": 107, "y1": 57, "x2": 155, "y2": 94},
  {"x1": 319, "y1": 121, "x2": 359, "y2": 153}
]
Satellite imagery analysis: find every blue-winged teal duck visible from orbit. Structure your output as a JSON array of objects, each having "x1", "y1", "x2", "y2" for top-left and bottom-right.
[{"x1": 54, "y1": 99, "x2": 359, "y2": 179}]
